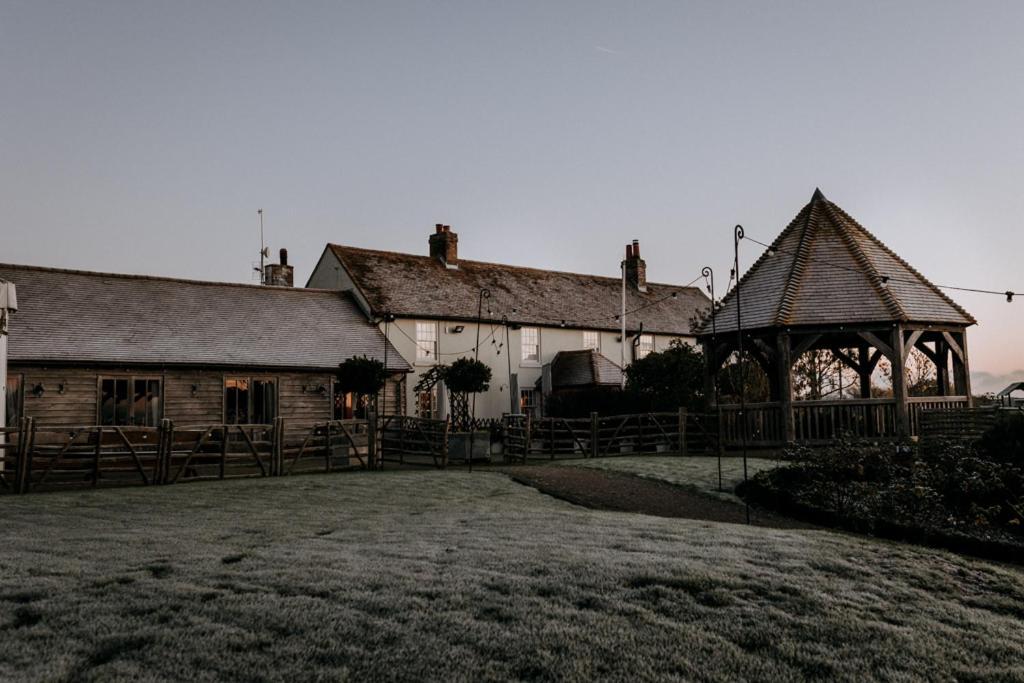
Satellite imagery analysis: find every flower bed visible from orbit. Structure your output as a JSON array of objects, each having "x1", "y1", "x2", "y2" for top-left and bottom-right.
[{"x1": 739, "y1": 433, "x2": 1024, "y2": 563}]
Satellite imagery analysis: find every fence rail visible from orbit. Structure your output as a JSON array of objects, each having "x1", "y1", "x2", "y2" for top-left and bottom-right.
[
  {"x1": 503, "y1": 409, "x2": 718, "y2": 463},
  {"x1": 380, "y1": 415, "x2": 448, "y2": 468}
]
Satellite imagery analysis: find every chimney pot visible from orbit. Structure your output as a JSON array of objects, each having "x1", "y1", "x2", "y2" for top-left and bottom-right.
[
  {"x1": 626, "y1": 244, "x2": 633, "y2": 259},
  {"x1": 632, "y1": 239, "x2": 640, "y2": 257},
  {"x1": 279, "y1": 248, "x2": 288, "y2": 266},
  {"x1": 435, "y1": 223, "x2": 444, "y2": 233}
]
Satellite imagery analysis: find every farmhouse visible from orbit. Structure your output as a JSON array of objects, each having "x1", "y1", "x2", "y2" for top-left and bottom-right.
[
  {"x1": 307, "y1": 225, "x2": 708, "y2": 420},
  {"x1": 0, "y1": 263, "x2": 409, "y2": 431}
]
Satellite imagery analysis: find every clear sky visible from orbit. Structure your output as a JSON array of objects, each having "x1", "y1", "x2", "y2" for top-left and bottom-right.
[{"x1": 2, "y1": 1, "x2": 1022, "y2": 387}]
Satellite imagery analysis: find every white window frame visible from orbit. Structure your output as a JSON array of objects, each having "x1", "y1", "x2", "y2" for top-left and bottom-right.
[
  {"x1": 636, "y1": 334, "x2": 655, "y2": 360},
  {"x1": 582, "y1": 330, "x2": 600, "y2": 352},
  {"x1": 521, "y1": 327, "x2": 540, "y2": 365},
  {"x1": 415, "y1": 321, "x2": 438, "y2": 363}
]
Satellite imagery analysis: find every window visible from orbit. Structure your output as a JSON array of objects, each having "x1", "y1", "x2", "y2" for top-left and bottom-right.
[
  {"x1": 520, "y1": 389, "x2": 538, "y2": 420},
  {"x1": 583, "y1": 331, "x2": 600, "y2": 351},
  {"x1": 636, "y1": 334, "x2": 655, "y2": 360},
  {"x1": 416, "y1": 321, "x2": 438, "y2": 362},
  {"x1": 521, "y1": 327, "x2": 539, "y2": 364},
  {"x1": 225, "y1": 377, "x2": 277, "y2": 424},
  {"x1": 100, "y1": 377, "x2": 162, "y2": 426},
  {"x1": 415, "y1": 386, "x2": 437, "y2": 420},
  {"x1": 5, "y1": 375, "x2": 23, "y2": 426},
  {"x1": 333, "y1": 384, "x2": 368, "y2": 420}
]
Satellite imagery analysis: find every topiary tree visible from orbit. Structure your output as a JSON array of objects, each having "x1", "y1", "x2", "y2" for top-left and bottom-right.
[
  {"x1": 336, "y1": 356, "x2": 387, "y2": 412},
  {"x1": 442, "y1": 357, "x2": 492, "y2": 430}
]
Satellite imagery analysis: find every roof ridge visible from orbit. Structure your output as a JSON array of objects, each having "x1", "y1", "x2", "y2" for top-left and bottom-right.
[
  {"x1": 704, "y1": 202, "x2": 811, "y2": 334},
  {"x1": 0, "y1": 262, "x2": 345, "y2": 295},
  {"x1": 774, "y1": 199, "x2": 818, "y2": 325},
  {"x1": 825, "y1": 204, "x2": 978, "y2": 325},
  {"x1": 819, "y1": 200, "x2": 908, "y2": 321},
  {"x1": 327, "y1": 244, "x2": 704, "y2": 292}
]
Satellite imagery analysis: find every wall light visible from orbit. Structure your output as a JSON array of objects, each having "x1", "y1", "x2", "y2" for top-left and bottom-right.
[
  {"x1": 449, "y1": 325, "x2": 465, "y2": 334},
  {"x1": 32, "y1": 383, "x2": 45, "y2": 398}
]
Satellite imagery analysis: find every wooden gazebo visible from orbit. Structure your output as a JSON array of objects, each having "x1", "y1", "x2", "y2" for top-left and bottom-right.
[{"x1": 699, "y1": 189, "x2": 976, "y2": 444}]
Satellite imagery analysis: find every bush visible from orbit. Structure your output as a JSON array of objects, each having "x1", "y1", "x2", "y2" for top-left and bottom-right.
[
  {"x1": 978, "y1": 411, "x2": 1024, "y2": 463},
  {"x1": 443, "y1": 358, "x2": 492, "y2": 394},
  {"x1": 336, "y1": 356, "x2": 387, "y2": 396},
  {"x1": 745, "y1": 434, "x2": 1024, "y2": 552},
  {"x1": 624, "y1": 339, "x2": 706, "y2": 412}
]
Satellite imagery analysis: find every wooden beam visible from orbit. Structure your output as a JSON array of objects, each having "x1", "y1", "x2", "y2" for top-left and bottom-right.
[
  {"x1": 857, "y1": 331, "x2": 895, "y2": 361},
  {"x1": 891, "y1": 325, "x2": 910, "y2": 438},
  {"x1": 942, "y1": 331, "x2": 965, "y2": 362},
  {"x1": 913, "y1": 339, "x2": 938, "y2": 364},
  {"x1": 903, "y1": 329, "x2": 925, "y2": 361},
  {"x1": 792, "y1": 333, "x2": 823, "y2": 358},
  {"x1": 829, "y1": 347, "x2": 860, "y2": 372}
]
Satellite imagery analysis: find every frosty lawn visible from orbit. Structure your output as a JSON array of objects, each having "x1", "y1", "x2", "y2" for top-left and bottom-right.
[
  {"x1": 1, "y1": 470, "x2": 1023, "y2": 682},
  {"x1": 566, "y1": 455, "x2": 780, "y2": 502}
]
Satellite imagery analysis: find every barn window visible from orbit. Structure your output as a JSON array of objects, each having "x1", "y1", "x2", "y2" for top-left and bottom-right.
[
  {"x1": 333, "y1": 384, "x2": 368, "y2": 420},
  {"x1": 225, "y1": 377, "x2": 277, "y2": 425},
  {"x1": 100, "y1": 377, "x2": 162, "y2": 426},
  {"x1": 5, "y1": 374, "x2": 23, "y2": 425},
  {"x1": 521, "y1": 327, "x2": 540, "y2": 364}
]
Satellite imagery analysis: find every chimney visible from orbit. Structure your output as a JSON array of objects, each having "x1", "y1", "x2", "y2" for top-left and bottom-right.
[
  {"x1": 624, "y1": 239, "x2": 647, "y2": 292},
  {"x1": 428, "y1": 223, "x2": 459, "y2": 269},
  {"x1": 264, "y1": 247, "x2": 294, "y2": 287}
]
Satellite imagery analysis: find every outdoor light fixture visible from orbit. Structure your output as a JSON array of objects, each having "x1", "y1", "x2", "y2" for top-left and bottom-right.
[
  {"x1": 880, "y1": 275, "x2": 890, "y2": 289},
  {"x1": 57, "y1": 380, "x2": 67, "y2": 395},
  {"x1": 190, "y1": 383, "x2": 200, "y2": 397},
  {"x1": 768, "y1": 246, "x2": 777, "y2": 256},
  {"x1": 1007, "y1": 291, "x2": 1015, "y2": 303},
  {"x1": 32, "y1": 383, "x2": 45, "y2": 398},
  {"x1": 449, "y1": 325, "x2": 465, "y2": 334}
]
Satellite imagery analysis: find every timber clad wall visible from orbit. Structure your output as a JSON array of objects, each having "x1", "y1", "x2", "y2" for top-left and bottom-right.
[{"x1": 13, "y1": 366, "x2": 406, "y2": 429}]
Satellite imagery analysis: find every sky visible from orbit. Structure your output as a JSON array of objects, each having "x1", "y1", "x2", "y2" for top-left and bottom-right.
[{"x1": 1, "y1": 1, "x2": 1022, "y2": 388}]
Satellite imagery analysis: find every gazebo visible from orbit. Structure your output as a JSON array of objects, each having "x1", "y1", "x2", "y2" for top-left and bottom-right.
[{"x1": 699, "y1": 189, "x2": 976, "y2": 445}]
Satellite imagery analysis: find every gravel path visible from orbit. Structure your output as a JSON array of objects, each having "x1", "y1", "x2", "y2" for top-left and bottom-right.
[{"x1": 501, "y1": 465, "x2": 815, "y2": 529}]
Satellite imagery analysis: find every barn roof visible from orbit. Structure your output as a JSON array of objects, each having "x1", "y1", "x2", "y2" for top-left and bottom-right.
[
  {"x1": 0, "y1": 263, "x2": 410, "y2": 371},
  {"x1": 548, "y1": 349, "x2": 623, "y2": 389},
  {"x1": 701, "y1": 190, "x2": 976, "y2": 335},
  {"x1": 327, "y1": 245, "x2": 708, "y2": 335}
]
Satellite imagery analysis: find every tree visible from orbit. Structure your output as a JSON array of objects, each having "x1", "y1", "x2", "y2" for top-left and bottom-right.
[
  {"x1": 625, "y1": 340, "x2": 706, "y2": 412},
  {"x1": 717, "y1": 356, "x2": 770, "y2": 404},
  {"x1": 336, "y1": 356, "x2": 387, "y2": 412},
  {"x1": 442, "y1": 358, "x2": 492, "y2": 430}
]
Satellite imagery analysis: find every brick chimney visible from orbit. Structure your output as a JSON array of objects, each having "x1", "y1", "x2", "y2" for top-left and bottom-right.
[
  {"x1": 429, "y1": 224, "x2": 459, "y2": 269},
  {"x1": 624, "y1": 239, "x2": 646, "y2": 292},
  {"x1": 264, "y1": 248, "x2": 294, "y2": 287}
]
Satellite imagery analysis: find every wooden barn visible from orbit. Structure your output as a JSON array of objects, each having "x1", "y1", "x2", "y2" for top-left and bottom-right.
[{"x1": 0, "y1": 263, "x2": 410, "y2": 432}]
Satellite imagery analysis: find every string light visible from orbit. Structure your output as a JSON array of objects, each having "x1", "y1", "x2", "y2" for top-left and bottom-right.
[{"x1": 744, "y1": 235, "x2": 1019, "y2": 302}]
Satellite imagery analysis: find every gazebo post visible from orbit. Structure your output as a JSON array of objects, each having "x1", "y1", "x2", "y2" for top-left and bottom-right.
[
  {"x1": 776, "y1": 331, "x2": 795, "y2": 443},
  {"x1": 960, "y1": 330, "x2": 973, "y2": 407},
  {"x1": 857, "y1": 342, "x2": 871, "y2": 398},
  {"x1": 891, "y1": 324, "x2": 910, "y2": 438}
]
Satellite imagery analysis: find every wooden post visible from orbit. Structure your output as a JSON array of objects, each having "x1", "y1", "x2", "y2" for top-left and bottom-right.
[
  {"x1": 324, "y1": 420, "x2": 333, "y2": 473},
  {"x1": 91, "y1": 427, "x2": 102, "y2": 487},
  {"x1": 590, "y1": 412, "x2": 599, "y2": 459},
  {"x1": 960, "y1": 330, "x2": 973, "y2": 406},
  {"x1": 678, "y1": 407, "x2": 688, "y2": 456},
  {"x1": 777, "y1": 332, "x2": 795, "y2": 443},
  {"x1": 367, "y1": 410, "x2": 378, "y2": 470},
  {"x1": 157, "y1": 419, "x2": 172, "y2": 484},
  {"x1": 891, "y1": 325, "x2": 910, "y2": 438},
  {"x1": 272, "y1": 417, "x2": 284, "y2": 476},
  {"x1": 441, "y1": 419, "x2": 449, "y2": 469},
  {"x1": 14, "y1": 416, "x2": 30, "y2": 494},
  {"x1": 548, "y1": 419, "x2": 554, "y2": 460},
  {"x1": 219, "y1": 426, "x2": 228, "y2": 479}
]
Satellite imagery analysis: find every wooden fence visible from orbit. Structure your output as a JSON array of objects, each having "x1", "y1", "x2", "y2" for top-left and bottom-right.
[
  {"x1": 379, "y1": 415, "x2": 449, "y2": 468},
  {"x1": 502, "y1": 409, "x2": 718, "y2": 462},
  {"x1": 1, "y1": 416, "x2": 378, "y2": 494}
]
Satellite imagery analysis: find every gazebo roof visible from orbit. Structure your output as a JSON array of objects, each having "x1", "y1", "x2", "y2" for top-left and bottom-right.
[{"x1": 702, "y1": 189, "x2": 976, "y2": 335}]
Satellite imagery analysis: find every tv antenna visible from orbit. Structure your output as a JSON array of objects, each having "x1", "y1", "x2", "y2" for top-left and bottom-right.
[{"x1": 254, "y1": 209, "x2": 269, "y2": 284}]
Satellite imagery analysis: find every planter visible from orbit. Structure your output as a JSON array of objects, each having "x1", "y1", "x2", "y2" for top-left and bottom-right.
[{"x1": 448, "y1": 431, "x2": 491, "y2": 463}]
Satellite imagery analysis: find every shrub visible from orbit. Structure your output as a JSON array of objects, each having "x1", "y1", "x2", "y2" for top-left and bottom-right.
[
  {"x1": 336, "y1": 356, "x2": 387, "y2": 396},
  {"x1": 443, "y1": 358, "x2": 492, "y2": 394}
]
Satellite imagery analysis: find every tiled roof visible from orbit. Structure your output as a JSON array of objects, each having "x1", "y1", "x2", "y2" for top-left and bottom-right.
[
  {"x1": 0, "y1": 264, "x2": 410, "y2": 371},
  {"x1": 549, "y1": 349, "x2": 623, "y2": 388},
  {"x1": 702, "y1": 190, "x2": 976, "y2": 334},
  {"x1": 328, "y1": 245, "x2": 708, "y2": 335}
]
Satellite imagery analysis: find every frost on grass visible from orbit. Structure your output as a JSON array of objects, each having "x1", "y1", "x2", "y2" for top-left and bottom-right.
[
  {"x1": 567, "y1": 455, "x2": 780, "y2": 501},
  {"x1": 0, "y1": 470, "x2": 1022, "y2": 682}
]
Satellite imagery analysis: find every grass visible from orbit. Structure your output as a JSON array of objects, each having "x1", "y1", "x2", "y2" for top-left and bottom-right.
[
  {"x1": 564, "y1": 455, "x2": 780, "y2": 502},
  {"x1": 1, "y1": 470, "x2": 1023, "y2": 681}
]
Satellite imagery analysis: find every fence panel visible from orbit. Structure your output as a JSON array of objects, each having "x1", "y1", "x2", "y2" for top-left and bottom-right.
[{"x1": 380, "y1": 415, "x2": 448, "y2": 468}]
